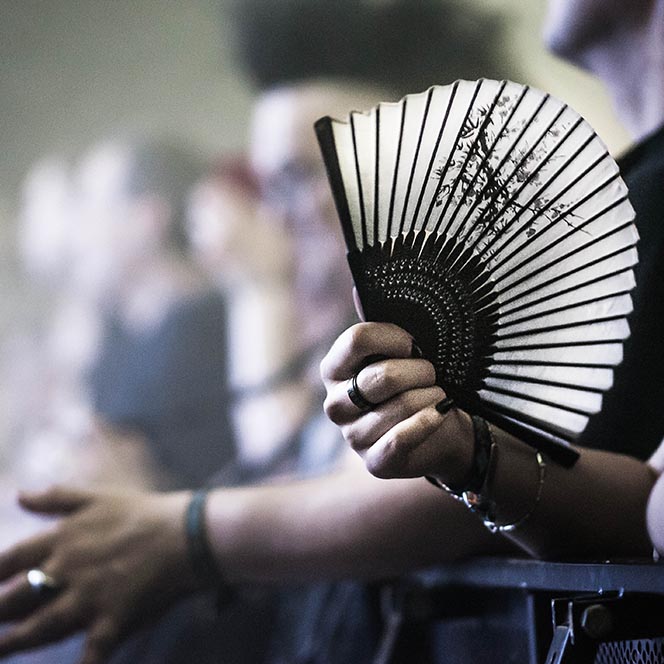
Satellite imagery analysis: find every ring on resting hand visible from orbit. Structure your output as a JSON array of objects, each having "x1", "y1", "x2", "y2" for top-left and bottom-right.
[
  {"x1": 347, "y1": 372, "x2": 377, "y2": 413},
  {"x1": 27, "y1": 569, "x2": 61, "y2": 598}
]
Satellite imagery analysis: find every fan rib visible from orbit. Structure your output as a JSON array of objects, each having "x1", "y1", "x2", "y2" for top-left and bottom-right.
[
  {"x1": 486, "y1": 197, "x2": 630, "y2": 304},
  {"x1": 411, "y1": 83, "x2": 477, "y2": 239},
  {"x1": 350, "y1": 114, "x2": 369, "y2": 249},
  {"x1": 491, "y1": 342, "x2": 624, "y2": 367},
  {"x1": 489, "y1": 365, "x2": 611, "y2": 394},
  {"x1": 482, "y1": 382, "x2": 599, "y2": 416},
  {"x1": 494, "y1": 336, "x2": 630, "y2": 352},
  {"x1": 479, "y1": 267, "x2": 634, "y2": 319},
  {"x1": 425, "y1": 80, "x2": 507, "y2": 237},
  {"x1": 491, "y1": 357, "x2": 619, "y2": 368},
  {"x1": 398, "y1": 87, "x2": 436, "y2": 237},
  {"x1": 484, "y1": 167, "x2": 622, "y2": 281},
  {"x1": 497, "y1": 313, "x2": 630, "y2": 341},
  {"x1": 474, "y1": 132, "x2": 599, "y2": 268},
  {"x1": 436, "y1": 83, "x2": 530, "y2": 241},
  {"x1": 448, "y1": 100, "x2": 569, "y2": 268},
  {"x1": 498, "y1": 290, "x2": 634, "y2": 329},
  {"x1": 478, "y1": 392, "x2": 590, "y2": 438},
  {"x1": 446, "y1": 91, "x2": 552, "y2": 244},
  {"x1": 461, "y1": 114, "x2": 585, "y2": 265},
  {"x1": 374, "y1": 107, "x2": 381, "y2": 246},
  {"x1": 494, "y1": 226, "x2": 636, "y2": 304},
  {"x1": 386, "y1": 102, "x2": 407, "y2": 246},
  {"x1": 314, "y1": 118, "x2": 359, "y2": 251}
]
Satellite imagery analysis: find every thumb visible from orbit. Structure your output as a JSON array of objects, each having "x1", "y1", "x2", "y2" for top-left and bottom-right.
[
  {"x1": 352, "y1": 287, "x2": 366, "y2": 322},
  {"x1": 18, "y1": 485, "x2": 93, "y2": 515}
]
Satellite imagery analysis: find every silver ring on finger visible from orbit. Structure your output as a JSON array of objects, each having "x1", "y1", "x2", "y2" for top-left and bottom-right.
[
  {"x1": 27, "y1": 568, "x2": 62, "y2": 599},
  {"x1": 347, "y1": 371, "x2": 377, "y2": 413}
]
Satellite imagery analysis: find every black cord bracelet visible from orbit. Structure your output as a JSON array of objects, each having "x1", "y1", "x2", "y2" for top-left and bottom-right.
[
  {"x1": 185, "y1": 488, "x2": 237, "y2": 610},
  {"x1": 425, "y1": 414, "x2": 494, "y2": 497},
  {"x1": 185, "y1": 488, "x2": 220, "y2": 583}
]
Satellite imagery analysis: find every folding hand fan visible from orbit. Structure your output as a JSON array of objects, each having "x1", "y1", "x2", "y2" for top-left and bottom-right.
[{"x1": 315, "y1": 79, "x2": 638, "y2": 467}]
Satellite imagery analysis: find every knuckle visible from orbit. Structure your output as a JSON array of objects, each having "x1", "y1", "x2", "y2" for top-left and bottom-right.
[
  {"x1": 346, "y1": 323, "x2": 373, "y2": 356},
  {"x1": 46, "y1": 554, "x2": 66, "y2": 578},
  {"x1": 423, "y1": 361, "x2": 437, "y2": 384},
  {"x1": 87, "y1": 624, "x2": 117, "y2": 653},
  {"x1": 323, "y1": 395, "x2": 344, "y2": 424},
  {"x1": 319, "y1": 355, "x2": 330, "y2": 380},
  {"x1": 366, "y1": 436, "x2": 405, "y2": 479},
  {"x1": 343, "y1": 425, "x2": 364, "y2": 452},
  {"x1": 376, "y1": 362, "x2": 400, "y2": 393}
]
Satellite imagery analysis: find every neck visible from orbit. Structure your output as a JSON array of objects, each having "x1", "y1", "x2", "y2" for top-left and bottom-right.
[{"x1": 582, "y1": 8, "x2": 664, "y2": 141}]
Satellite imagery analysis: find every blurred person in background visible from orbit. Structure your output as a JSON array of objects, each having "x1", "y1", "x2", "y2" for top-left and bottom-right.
[
  {"x1": 1, "y1": 138, "x2": 244, "y2": 664},
  {"x1": 187, "y1": 159, "x2": 302, "y2": 476},
  {"x1": 72, "y1": 137, "x2": 245, "y2": 664},
  {"x1": 75, "y1": 138, "x2": 235, "y2": 491},
  {"x1": 5, "y1": 155, "x2": 100, "y2": 498},
  {"x1": 0, "y1": 2, "x2": 533, "y2": 663}
]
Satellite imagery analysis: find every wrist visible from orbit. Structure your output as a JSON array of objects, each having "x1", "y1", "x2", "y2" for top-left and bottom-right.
[
  {"x1": 487, "y1": 430, "x2": 546, "y2": 525},
  {"x1": 183, "y1": 488, "x2": 237, "y2": 606},
  {"x1": 145, "y1": 491, "x2": 202, "y2": 594},
  {"x1": 427, "y1": 409, "x2": 480, "y2": 491}
]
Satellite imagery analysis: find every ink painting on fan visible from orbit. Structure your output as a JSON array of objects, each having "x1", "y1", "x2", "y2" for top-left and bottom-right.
[{"x1": 315, "y1": 79, "x2": 638, "y2": 465}]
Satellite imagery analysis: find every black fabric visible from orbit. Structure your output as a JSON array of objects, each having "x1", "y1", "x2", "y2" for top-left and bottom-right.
[
  {"x1": 579, "y1": 126, "x2": 664, "y2": 460},
  {"x1": 89, "y1": 289, "x2": 235, "y2": 489}
]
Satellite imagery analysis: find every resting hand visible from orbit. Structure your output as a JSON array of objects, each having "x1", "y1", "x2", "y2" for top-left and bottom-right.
[
  {"x1": 0, "y1": 485, "x2": 194, "y2": 664},
  {"x1": 321, "y1": 322, "x2": 474, "y2": 486}
]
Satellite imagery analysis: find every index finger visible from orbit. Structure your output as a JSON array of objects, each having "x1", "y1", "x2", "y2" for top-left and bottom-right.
[{"x1": 320, "y1": 322, "x2": 415, "y2": 381}]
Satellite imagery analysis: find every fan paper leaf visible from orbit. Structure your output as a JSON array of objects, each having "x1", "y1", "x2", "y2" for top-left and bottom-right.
[{"x1": 315, "y1": 79, "x2": 638, "y2": 465}]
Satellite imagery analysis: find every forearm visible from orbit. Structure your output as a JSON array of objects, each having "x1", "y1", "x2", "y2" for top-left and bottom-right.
[
  {"x1": 204, "y1": 459, "x2": 515, "y2": 584},
  {"x1": 487, "y1": 428, "x2": 657, "y2": 560}
]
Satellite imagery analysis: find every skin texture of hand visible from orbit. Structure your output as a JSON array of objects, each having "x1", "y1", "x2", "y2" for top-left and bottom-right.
[
  {"x1": 0, "y1": 486, "x2": 193, "y2": 664},
  {"x1": 321, "y1": 322, "x2": 475, "y2": 487}
]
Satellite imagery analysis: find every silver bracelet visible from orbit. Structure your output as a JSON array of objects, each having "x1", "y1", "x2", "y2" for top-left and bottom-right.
[
  {"x1": 479, "y1": 451, "x2": 546, "y2": 534},
  {"x1": 427, "y1": 438, "x2": 547, "y2": 534}
]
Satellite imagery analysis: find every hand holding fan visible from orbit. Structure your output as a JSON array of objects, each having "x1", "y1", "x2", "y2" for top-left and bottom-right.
[{"x1": 315, "y1": 79, "x2": 638, "y2": 467}]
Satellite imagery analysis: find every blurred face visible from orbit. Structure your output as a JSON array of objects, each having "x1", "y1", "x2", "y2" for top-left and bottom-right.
[
  {"x1": 248, "y1": 85, "x2": 351, "y2": 307},
  {"x1": 187, "y1": 179, "x2": 253, "y2": 270},
  {"x1": 71, "y1": 143, "x2": 156, "y2": 297},
  {"x1": 543, "y1": 0, "x2": 651, "y2": 62}
]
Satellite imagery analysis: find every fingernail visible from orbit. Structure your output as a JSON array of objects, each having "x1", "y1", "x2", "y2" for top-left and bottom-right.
[
  {"x1": 435, "y1": 397, "x2": 455, "y2": 415},
  {"x1": 411, "y1": 340, "x2": 423, "y2": 358}
]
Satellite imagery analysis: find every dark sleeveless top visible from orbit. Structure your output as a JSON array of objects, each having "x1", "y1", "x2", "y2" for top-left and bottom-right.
[{"x1": 578, "y1": 126, "x2": 664, "y2": 460}]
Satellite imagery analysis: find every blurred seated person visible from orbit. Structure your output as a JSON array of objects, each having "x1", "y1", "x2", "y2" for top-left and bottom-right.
[
  {"x1": 187, "y1": 107, "x2": 388, "y2": 662},
  {"x1": 187, "y1": 158, "x2": 304, "y2": 475},
  {"x1": 73, "y1": 137, "x2": 236, "y2": 490},
  {"x1": 1, "y1": 138, "x2": 243, "y2": 664}
]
